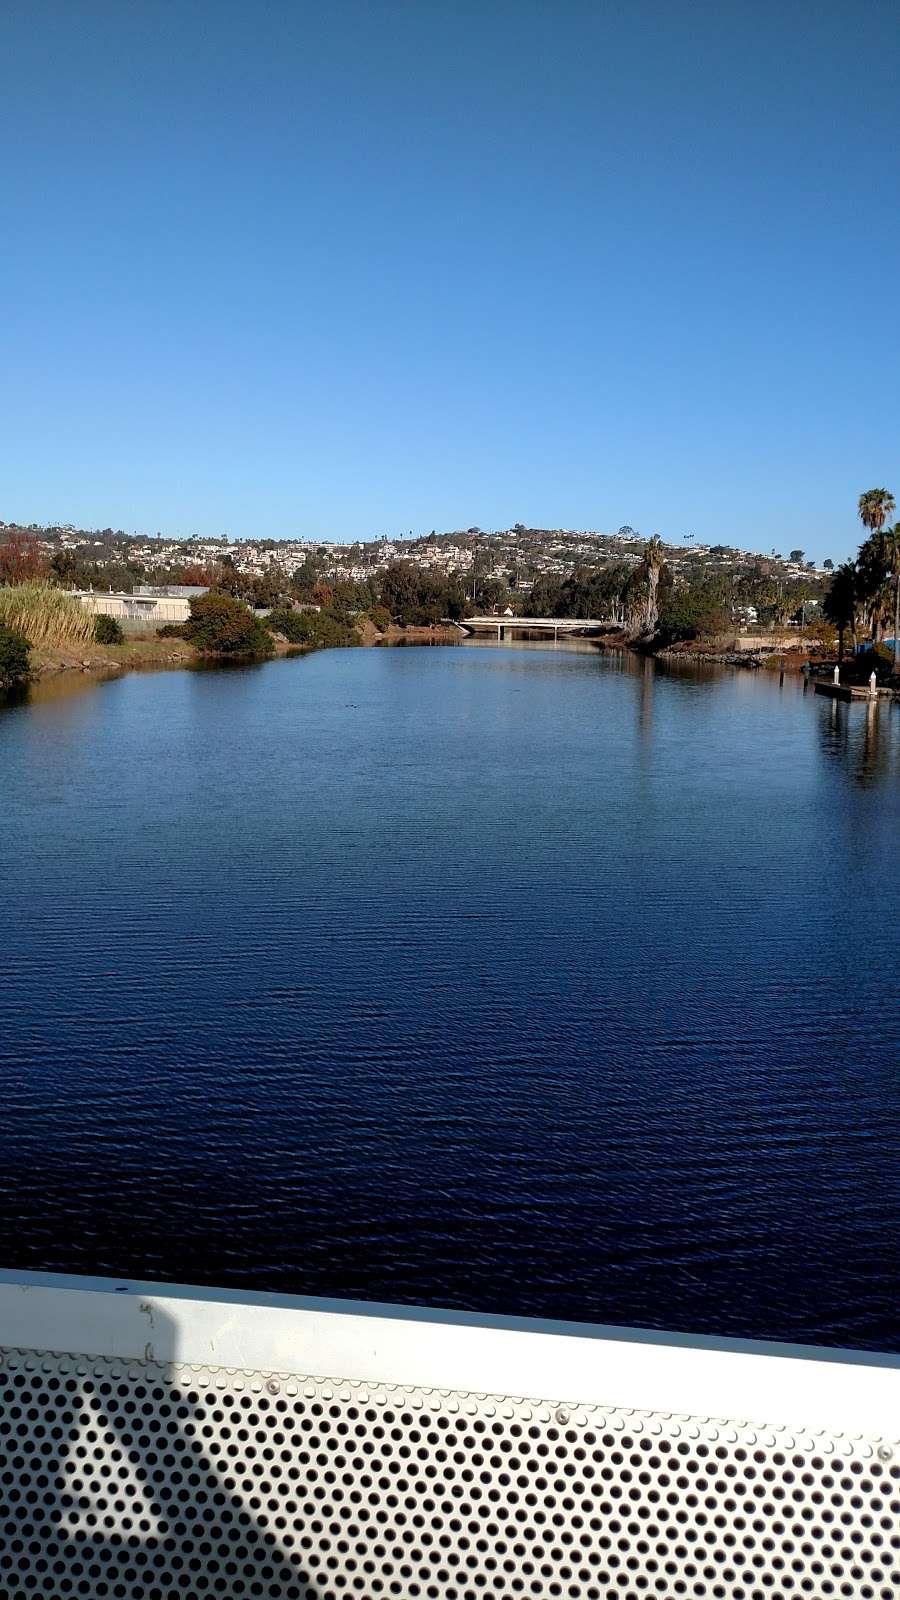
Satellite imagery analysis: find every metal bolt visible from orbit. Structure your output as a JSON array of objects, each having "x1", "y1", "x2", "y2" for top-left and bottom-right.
[
  {"x1": 878, "y1": 1443, "x2": 893, "y2": 1462},
  {"x1": 266, "y1": 1378, "x2": 280, "y2": 1396},
  {"x1": 555, "y1": 1407, "x2": 569, "y2": 1426}
]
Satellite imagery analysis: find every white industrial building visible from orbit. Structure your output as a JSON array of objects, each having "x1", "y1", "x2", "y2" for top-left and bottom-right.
[{"x1": 73, "y1": 584, "x2": 208, "y2": 624}]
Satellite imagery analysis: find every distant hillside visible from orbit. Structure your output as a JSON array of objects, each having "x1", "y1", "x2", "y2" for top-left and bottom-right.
[{"x1": 0, "y1": 515, "x2": 829, "y2": 594}]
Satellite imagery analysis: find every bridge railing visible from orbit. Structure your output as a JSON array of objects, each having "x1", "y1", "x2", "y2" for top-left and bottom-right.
[
  {"x1": 1, "y1": 1269, "x2": 897, "y2": 1598},
  {"x1": 458, "y1": 615, "x2": 615, "y2": 636}
]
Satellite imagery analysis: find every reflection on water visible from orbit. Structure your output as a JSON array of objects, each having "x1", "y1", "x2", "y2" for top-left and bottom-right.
[
  {"x1": 459, "y1": 634, "x2": 600, "y2": 655},
  {"x1": 2, "y1": 645, "x2": 900, "y2": 1350},
  {"x1": 818, "y1": 692, "x2": 900, "y2": 789},
  {"x1": 0, "y1": 669, "x2": 123, "y2": 711},
  {"x1": 381, "y1": 633, "x2": 462, "y2": 647}
]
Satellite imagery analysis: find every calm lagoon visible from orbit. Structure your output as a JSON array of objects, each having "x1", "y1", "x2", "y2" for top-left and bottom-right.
[{"x1": 2, "y1": 644, "x2": 899, "y2": 1349}]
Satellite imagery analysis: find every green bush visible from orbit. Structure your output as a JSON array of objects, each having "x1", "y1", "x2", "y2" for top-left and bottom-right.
[
  {"x1": 368, "y1": 605, "x2": 392, "y2": 633},
  {"x1": 183, "y1": 591, "x2": 273, "y2": 656},
  {"x1": 156, "y1": 622, "x2": 186, "y2": 638},
  {"x1": 655, "y1": 585, "x2": 731, "y2": 645},
  {"x1": 267, "y1": 606, "x2": 359, "y2": 649},
  {"x1": 0, "y1": 621, "x2": 30, "y2": 685},
  {"x1": 94, "y1": 613, "x2": 124, "y2": 644}
]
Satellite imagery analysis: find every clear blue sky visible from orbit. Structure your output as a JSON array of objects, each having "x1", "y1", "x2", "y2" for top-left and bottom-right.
[{"x1": 2, "y1": 1, "x2": 897, "y2": 561}]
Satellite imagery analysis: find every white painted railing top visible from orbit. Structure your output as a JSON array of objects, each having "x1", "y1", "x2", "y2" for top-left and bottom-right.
[{"x1": 1, "y1": 1269, "x2": 898, "y2": 1600}]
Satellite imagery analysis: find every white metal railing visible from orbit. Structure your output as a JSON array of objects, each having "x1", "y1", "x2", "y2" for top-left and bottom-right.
[{"x1": 1, "y1": 1269, "x2": 898, "y2": 1598}]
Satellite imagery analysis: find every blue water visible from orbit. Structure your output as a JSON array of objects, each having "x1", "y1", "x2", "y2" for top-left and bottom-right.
[{"x1": 2, "y1": 644, "x2": 899, "y2": 1349}]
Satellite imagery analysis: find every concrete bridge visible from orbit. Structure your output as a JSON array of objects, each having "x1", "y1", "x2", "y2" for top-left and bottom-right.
[{"x1": 457, "y1": 614, "x2": 615, "y2": 640}]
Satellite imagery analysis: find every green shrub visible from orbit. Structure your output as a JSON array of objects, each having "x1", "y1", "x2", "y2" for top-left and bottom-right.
[
  {"x1": 156, "y1": 622, "x2": 186, "y2": 638},
  {"x1": 183, "y1": 591, "x2": 273, "y2": 656},
  {"x1": 0, "y1": 622, "x2": 30, "y2": 685},
  {"x1": 94, "y1": 613, "x2": 124, "y2": 644},
  {"x1": 368, "y1": 605, "x2": 392, "y2": 632},
  {"x1": 655, "y1": 584, "x2": 731, "y2": 645},
  {"x1": 267, "y1": 606, "x2": 359, "y2": 649}
]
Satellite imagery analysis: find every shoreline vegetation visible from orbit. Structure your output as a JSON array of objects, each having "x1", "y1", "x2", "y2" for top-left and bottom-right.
[
  {"x1": 0, "y1": 587, "x2": 467, "y2": 689},
  {"x1": 0, "y1": 609, "x2": 837, "y2": 695},
  {"x1": 1, "y1": 488, "x2": 899, "y2": 695}
]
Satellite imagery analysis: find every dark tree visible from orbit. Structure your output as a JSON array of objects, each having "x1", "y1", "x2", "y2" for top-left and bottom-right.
[
  {"x1": 0, "y1": 531, "x2": 47, "y2": 583},
  {"x1": 50, "y1": 550, "x2": 80, "y2": 586},
  {"x1": 0, "y1": 622, "x2": 30, "y2": 684},
  {"x1": 183, "y1": 592, "x2": 273, "y2": 655},
  {"x1": 823, "y1": 562, "x2": 857, "y2": 661}
]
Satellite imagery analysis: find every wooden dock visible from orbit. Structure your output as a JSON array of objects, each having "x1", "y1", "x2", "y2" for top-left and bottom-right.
[{"x1": 814, "y1": 681, "x2": 884, "y2": 702}]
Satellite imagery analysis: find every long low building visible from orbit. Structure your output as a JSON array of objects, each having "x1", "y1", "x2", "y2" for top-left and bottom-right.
[{"x1": 73, "y1": 584, "x2": 208, "y2": 623}]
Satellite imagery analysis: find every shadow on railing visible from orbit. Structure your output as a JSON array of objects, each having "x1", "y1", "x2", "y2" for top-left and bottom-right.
[
  {"x1": 4, "y1": 1301, "x2": 319, "y2": 1597},
  {"x1": 2, "y1": 1273, "x2": 899, "y2": 1600}
]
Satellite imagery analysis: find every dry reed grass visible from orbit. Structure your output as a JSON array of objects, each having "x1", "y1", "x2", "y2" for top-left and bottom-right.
[{"x1": 0, "y1": 582, "x2": 94, "y2": 649}]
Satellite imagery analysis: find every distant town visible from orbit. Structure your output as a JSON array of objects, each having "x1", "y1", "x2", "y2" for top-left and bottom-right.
[{"x1": 0, "y1": 517, "x2": 830, "y2": 628}]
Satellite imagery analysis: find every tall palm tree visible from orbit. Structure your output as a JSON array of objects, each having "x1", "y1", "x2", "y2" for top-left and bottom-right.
[
  {"x1": 856, "y1": 488, "x2": 894, "y2": 648},
  {"x1": 883, "y1": 523, "x2": 900, "y2": 672},
  {"x1": 858, "y1": 487, "x2": 896, "y2": 541},
  {"x1": 641, "y1": 536, "x2": 665, "y2": 632}
]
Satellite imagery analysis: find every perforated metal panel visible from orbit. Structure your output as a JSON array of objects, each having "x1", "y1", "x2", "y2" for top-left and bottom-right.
[{"x1": 1, "y1": 1344, "x2": 898, "y2": 1600}]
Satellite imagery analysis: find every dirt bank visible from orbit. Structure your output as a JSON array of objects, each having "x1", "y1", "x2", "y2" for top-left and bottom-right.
[
  {"x1": 30, "y1": 636, "x2": 197, "y2": 677},
  {"x1": 27, "y1": 633, "x2": 318, "y2": 681},
  {"x1": 381, "y1": 623, "x2": 461, "y2": 643}
]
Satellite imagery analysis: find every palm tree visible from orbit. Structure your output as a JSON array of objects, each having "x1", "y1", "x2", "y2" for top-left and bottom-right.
[
  {"x1": 856, "y1": 489, "x2": 895, "y2": 646},
  {"x1": 823, "y1": 562, "x2": 857, "y2": 662},
  {"x1": 883, "y1": 523, "x2": 900, "y2": 672},
  {"x1": 641, "y1": 536, "x2": 665, "y2": 632},
  {"x1": 858, "y1": 487, "x2": 896, "y2": 542},
  {"x1": 856, "y1": 532, "x2": 892, "y2": 645}
]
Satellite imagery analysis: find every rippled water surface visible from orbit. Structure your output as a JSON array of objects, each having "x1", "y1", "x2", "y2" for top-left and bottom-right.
[{"x1": 2, "y1": 644, "x2": 899, "y2": 1349}]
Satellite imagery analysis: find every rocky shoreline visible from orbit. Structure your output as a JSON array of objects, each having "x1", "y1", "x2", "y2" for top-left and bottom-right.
[
  {"x1": 656, "y1": 643, "x2": 820, "y2": 672},
  {"x1": 590, "y1": 629, "x2": 827, "y2": 672},
  {"x1": 29, "y1": 637, "x2": 200, "y2": 679}
]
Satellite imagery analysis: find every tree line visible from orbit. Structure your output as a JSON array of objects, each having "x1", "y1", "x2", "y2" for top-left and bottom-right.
[
  {"x1": 0, "y1": 522, "x2": 828, "y2": 644},
  {"x1": 823, "y1": 490, "x2": 900, "y2": 668}
]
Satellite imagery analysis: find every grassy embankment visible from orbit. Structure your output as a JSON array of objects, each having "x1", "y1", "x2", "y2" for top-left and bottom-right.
[{"x1": 0, "y1": 582, "x2": 194, "y2": 677}]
